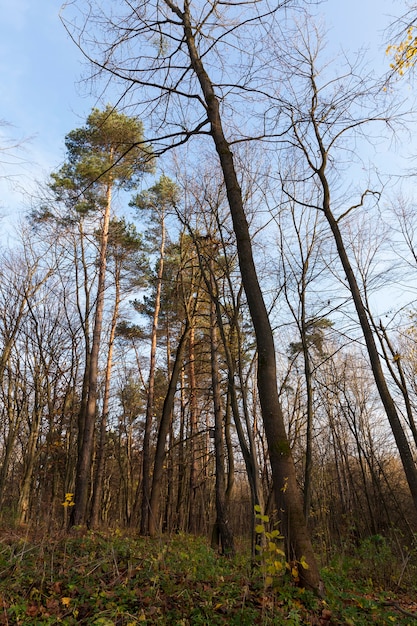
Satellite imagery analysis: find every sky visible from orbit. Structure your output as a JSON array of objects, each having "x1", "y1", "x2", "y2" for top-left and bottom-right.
[
  {"x1": 0, "y1": 0, "x2": 409, "y2": 231},
  {"x1": 0, "y1": 0, "x2": 97, "y2": 224}
]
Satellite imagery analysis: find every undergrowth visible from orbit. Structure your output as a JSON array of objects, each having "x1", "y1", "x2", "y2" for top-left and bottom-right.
[{"x1": 0, "y1": 528, "x2": 415, "y2": 624}]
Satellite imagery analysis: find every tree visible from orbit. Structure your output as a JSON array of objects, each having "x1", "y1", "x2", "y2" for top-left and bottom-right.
[
  {"x1": 0, "y1": 237, "x2": 56, "y2": 514},
  {"x1": 50, "y1": 106, "x2": 154, "y2": 526},
  {"x1": 130, "y1": 176, "x2": 179, "y2": 533},
  {"x1": 387, "y1": 4, "x2": 417, "y2": 77},
  {"x1": 90, "y1": 218, "x2": 148, "y2": 528},
  {"x1": 148, "y1": 320, "x2": 191, "y2": 536},
  {"x1": 274, "y1": 20, "x2": 417, "y2": 518},
  {"x1": 175, "y1": 169, "x2": 265, "y2": 550},
  {"x1": 276, "y1": 193, "x2": 330, "y2": 521}
]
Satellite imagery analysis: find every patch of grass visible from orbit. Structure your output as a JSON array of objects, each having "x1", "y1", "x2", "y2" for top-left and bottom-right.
[
  {"x1": 0, "y1": 529, "x2": 415, "y2": 624},
  {"x1": 322, "y1": 544, "x2": 417, "y2": 626}
]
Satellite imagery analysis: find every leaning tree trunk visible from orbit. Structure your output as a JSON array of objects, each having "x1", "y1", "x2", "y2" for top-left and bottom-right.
[
  {"x1": 301, "y1": 64, "x2": 417, "y2": 518},
  {"x1": 320, "y1": 183, "x2": 417, "y2": 515},
  {"x1": 148, "y1": 321, "x2": 190, "y2": 537},
  {"x1": 163, "y1": 0, "x2": 322, "y2": 593}
]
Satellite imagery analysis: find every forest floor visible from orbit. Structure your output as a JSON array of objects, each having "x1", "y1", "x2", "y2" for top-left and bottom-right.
[{"x1": 0, "y1": 527, "x2": 416, "y2": 625}]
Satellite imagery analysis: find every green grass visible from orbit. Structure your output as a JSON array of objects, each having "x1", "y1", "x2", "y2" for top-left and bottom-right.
[{"x1": 0, "y1": 528, "x2": 415, "y2": 624}]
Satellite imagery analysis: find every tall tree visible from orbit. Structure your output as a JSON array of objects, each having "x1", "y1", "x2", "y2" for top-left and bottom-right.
[
  {"x1": 176, "y1": 172, "x2": 265, "y2": 550},
  {"x1": 50, "y1": 106, "x2": 154, "y2": 526},
  {"x1": 130, "y1": 176, "x2": 178, "y2": 533},
  {"x1": 276, "y1": 195, "x2": 329, "y2": 521},
  {"x1": 90, "y1": 218, "x2": 148, "y2": 528},
  {"x1": 275, "y1": 21, "x2": 417, "y2": 517}
]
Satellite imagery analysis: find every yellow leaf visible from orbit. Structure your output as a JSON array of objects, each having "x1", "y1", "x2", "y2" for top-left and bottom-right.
[
  {"x1": 265, "y1": 576, "x2": 273, "y2": 587},
  {"x1": 255, "y1": 525, "x2": 265, "y2": 534},
  {"x1": 269, "y1": 529, "x2": 281, "y2": 539},
  {"x1": 61, "y1": 597, "x2": 71, "y2": 607}
]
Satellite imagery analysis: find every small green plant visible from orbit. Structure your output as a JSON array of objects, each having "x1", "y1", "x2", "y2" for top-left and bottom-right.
[
  {"x1": 254, "y1": 505, "x2": 309, "y2": 588},
  {"x1": 254, "y1": 504, "x2": 286, "y2": 588}
]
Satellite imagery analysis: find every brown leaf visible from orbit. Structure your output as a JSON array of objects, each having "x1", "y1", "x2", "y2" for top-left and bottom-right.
[{"x1": 26, "y1": 604, "x2": 39, "y2": 617}]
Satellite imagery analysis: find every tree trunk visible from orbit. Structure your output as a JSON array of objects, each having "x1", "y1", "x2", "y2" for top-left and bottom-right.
[
  {"x1": 319, "y1": 171, "x2": 417, "y2": 515},
  {"x1": 71, "y1": 183, "x2": 112, "y2": 527},
  {"x1": 141, "y1": 215, "x2": 166, "y2": 534},
  {"x1": 206, "y1": 262, "x2": 264, "y2": 553},
  {"x1": 0, "y1": 376, "x2": 22, "y2": 508},
  {"x1": 301, "y1": 316, "x2": 314, "y2": 522},
  {"x1": 164, "y1": 1, "x2": 322, "y2": 592},
  {"x1": 18, "y1": 401, "x2": 42, "y2": 525},
  {"x1": 148, "y1": 321, "x2": 190, "y2": 536},
  {"x1": 90, "y1": 263, "x2": 121, "y2": 528},
  {"x1": 187, "y1": 325, "x2": 200, "y2": 533},
  {"x1": 209, "y1": 295, "x2": 235, "y2": 556}
]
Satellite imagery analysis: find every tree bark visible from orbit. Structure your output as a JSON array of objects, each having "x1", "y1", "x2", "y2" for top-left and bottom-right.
[{"x1": 187, "y1": 324, "x2": 200, "y2": 533}]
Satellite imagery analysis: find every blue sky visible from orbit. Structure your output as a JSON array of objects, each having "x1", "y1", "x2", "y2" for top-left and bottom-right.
[
  {"x1": 0, "y1": 0, "x2": 96, "y2": 221},
  {"x1": 0, "y1": 0, "x2": 407, "y2": 227}
]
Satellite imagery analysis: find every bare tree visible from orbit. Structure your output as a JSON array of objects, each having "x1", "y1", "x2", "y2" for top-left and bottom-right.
[{"x1": 272, "y1": 20, "x2": 417, "y2": 516}]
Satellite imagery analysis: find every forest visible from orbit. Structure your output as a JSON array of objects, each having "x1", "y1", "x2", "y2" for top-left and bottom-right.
[{"x1": 2, "y1": 0, "x2": 417, "y2": 623}]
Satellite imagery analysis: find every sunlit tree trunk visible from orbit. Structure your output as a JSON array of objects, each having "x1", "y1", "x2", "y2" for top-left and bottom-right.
[
  {"x1": 0, "y1": 371, "x2": 23, "y2": 508},
  {"x1": 90, "y1": 258, "x2": 121, "y2": 528},
  {"x1": 141, "y1": 214, "x2": 166, "y2": 534},
  {"x1": 72, "y1": 182, "x2": 112, "y2": 526},
  {"x1": 187, "y1": 324, "x2": 200, "y2": 533},
  {"x1": 18, "y1": 366, "x2": 43, "y2": 525}
]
